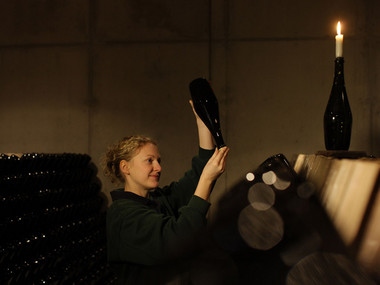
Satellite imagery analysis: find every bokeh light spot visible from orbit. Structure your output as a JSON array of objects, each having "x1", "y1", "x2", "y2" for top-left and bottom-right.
[
  {"x1": 262, "y1": 171, "x2": 277, "y2": 185},
  {"x1": 246, "y1": 172, "x2": 255, "y2": 181},
  {"x1": 238, "y1": 205, "x2": 284, "y2": 250},
  {"x1": 297, "y1": 181, "x2": 316, "y2": 199},
  {"x1": 248, "y1": 182, "x2": 275, "y2": 211},
  {"x1": 273, "y1": 177, "x2": 291, "y2": 190},
  {"x1": 286, "y1": 252, "x2": 376, "y2": 285}
]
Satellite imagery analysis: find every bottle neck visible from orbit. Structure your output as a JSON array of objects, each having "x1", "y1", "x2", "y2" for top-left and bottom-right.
[{"x1": 333, "y1": 57, "x2": 345, "y2": 85}]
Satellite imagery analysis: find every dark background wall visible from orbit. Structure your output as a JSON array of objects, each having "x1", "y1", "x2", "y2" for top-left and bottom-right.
[{"x1": 0, "y1": 0, "x2": 379, "y2": 209}]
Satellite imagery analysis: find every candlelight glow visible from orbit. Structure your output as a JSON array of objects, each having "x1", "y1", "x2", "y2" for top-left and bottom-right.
[{"x1": 337, "y1": 21, "x2": 341, "y2": 35}]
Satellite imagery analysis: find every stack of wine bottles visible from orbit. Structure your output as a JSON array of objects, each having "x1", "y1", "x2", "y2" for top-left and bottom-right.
[{"x1": 0, "y1": 153, "x2": 116, "y2": 284}]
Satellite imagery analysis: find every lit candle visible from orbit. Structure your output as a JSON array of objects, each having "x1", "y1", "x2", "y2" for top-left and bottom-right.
[{"x1": 335, "y1": 21, "x2": 343, "y2": 58}]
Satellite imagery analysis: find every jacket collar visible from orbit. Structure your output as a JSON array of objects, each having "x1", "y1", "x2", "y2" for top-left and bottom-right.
[{"x1": 110, "y1": 189, "x2": 160, "y2": 211}]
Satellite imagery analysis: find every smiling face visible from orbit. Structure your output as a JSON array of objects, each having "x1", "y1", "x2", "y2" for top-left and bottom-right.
[{"x1": 120, "y1": 142, "x2": 162, "y2": 196}]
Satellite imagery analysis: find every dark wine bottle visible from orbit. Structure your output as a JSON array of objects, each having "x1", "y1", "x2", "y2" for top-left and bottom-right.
[
  {"x1": 189, "y1": 78, "x2": 226, "y2": 149},
  {"x1": 323, "y1": 57, "x2": 352, "y2": 150}
]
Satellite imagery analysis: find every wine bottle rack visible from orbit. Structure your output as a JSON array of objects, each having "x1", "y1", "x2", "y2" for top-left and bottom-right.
[{"x1": 0, "y1": 153, "x2": 116, "y2": 284}]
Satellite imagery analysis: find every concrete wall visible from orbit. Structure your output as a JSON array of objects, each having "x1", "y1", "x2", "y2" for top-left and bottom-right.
[{"x1": 0, "y1": 0, "x2": 379, "y2": 208}]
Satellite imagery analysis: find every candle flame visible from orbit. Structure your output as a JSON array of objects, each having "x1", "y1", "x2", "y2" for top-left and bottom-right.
[{"x1": 337, "y1": 21, "x2": 341, "y2": 35}]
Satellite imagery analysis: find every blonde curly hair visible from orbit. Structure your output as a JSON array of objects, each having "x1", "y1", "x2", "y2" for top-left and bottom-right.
[{"x1": 103, "y1": 135, "x2": 157, "y2": 184}]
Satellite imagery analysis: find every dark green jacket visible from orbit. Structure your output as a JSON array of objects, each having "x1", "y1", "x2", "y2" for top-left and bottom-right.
[{"x1": 106, "y1": 148, "x2": 214, "y2": 284}]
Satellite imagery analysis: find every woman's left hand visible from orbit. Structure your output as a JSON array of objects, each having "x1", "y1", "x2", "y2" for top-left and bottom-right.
[{"x1": 194, "y1": 146, "x2": 230, "y2": 200}]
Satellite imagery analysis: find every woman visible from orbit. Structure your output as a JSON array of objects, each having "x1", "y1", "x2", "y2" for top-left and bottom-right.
[{"x1": 104, "y1": 101, "x2": 229, "y2": 284}]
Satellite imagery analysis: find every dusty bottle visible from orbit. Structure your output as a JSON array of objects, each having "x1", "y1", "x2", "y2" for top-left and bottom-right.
[
  {"x1": 189, "y1": 78, "x2": 226, "y2": 149},
  {"x1": 323, "y1": 57, "x2": 352, "y2": 150}
]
